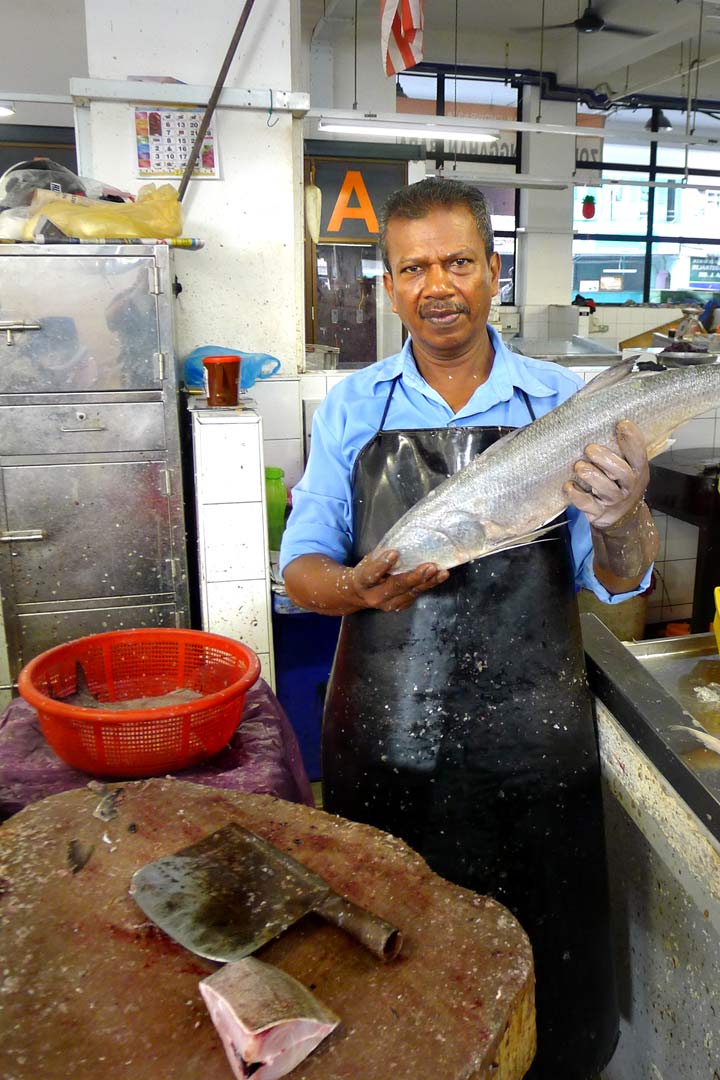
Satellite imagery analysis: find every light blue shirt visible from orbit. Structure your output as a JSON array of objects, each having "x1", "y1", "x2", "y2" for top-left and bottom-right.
[{"x1": 280, "y1": 326, "x2": 652, "y2": 604}]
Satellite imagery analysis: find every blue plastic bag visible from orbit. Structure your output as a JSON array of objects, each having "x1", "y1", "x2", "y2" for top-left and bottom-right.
[{"x1": 183, "y1": 346, "x2": 281, "y2": 391}]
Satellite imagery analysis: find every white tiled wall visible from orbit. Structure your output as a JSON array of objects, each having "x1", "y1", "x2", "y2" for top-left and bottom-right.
[
  {"x1": 520, "y1": 305, "x2": 687, "y2": 349},
  {"x1": 586, "y1": 306, "x2": 686, "y2": 348},
  {"x1": 249, "y1": 378, "x2": 305, "y2": 488},
  {"x1": 646, "y1": 513, "x2": 699, "y2": 625}
]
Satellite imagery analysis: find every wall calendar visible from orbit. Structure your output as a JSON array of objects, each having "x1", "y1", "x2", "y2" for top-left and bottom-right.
[{"x1": 134, "y1": 107, "x2": 220, "y2": 179}]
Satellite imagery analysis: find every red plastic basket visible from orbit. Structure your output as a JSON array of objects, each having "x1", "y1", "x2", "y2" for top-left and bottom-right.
[{"x1": 18, "y1": 628, "x2": 261, "y2": 779}]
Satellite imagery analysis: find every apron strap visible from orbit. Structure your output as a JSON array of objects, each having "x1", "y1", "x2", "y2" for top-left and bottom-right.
[
  {"x1": 519, "y1": 388, "x2": 537, "y2": 422},
  {"x1": 378, "y1": 375, "x2": 401, "y2": 433}
]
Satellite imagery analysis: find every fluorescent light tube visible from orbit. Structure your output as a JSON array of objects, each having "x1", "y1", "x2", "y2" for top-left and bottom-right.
[
  {"x1": 318, "y1": 114, "x2": 498, "y2": 143},
  {"x1": 431, "y1": 172, "x2": 569, "y2": 190}
]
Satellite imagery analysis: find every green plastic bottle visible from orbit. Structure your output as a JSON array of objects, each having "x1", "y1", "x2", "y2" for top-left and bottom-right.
[{"x1": 265, "y1": 466, "x2": 287, "y2": 551}]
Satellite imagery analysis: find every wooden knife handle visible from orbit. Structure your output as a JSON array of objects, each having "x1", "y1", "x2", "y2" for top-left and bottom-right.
[{"x1": 314, "y1": 893, "x2": 402, "y2": 961}]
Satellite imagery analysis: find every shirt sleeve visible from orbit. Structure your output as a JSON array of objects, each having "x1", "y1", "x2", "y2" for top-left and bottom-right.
[
  {"x1": 568, "y1": 505, "x2": 653, "y2": 604},
  {"x1": 279, "y1": 407, "x2": 355, "y2": 572}
]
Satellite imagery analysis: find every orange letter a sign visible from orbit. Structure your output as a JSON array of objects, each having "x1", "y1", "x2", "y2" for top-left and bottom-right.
[{"x1": 326, "y1": 170, "x2": 379, "y2": 234}]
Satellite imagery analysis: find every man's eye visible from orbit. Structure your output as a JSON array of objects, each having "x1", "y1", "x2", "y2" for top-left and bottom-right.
[
  {"x1": 452, "y1": 258, "x2": 471, "y2": 267},
  {"x1": 401, "y1": 265, "x2": 421, "y2": 274}
]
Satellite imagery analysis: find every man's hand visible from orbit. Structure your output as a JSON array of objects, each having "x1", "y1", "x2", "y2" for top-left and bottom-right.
[
  {"x1": 562, "y1": 419, "x2": 649, "y2": 529},
  {"x1": 283, "y1": 551, "x2": 449, "y2": 616},
  {"x1": 344, "y1": 549, "x2": 449, "y2": 613},
  {"x1": 562, "y1": 419, "x2": 659, "y2": 592}
]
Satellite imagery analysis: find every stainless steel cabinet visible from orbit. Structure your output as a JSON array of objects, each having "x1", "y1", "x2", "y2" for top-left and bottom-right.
[{"x1": 0, "y1": 244, "x2": 189, "y2": 701}]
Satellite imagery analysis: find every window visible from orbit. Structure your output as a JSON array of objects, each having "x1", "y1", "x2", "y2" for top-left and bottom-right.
[
  {"x1": 572, "y1": 108, "x2": 720, "y2": 304},
  {"x1": 313, "y1": 243, "x2": 395, "y2": 366},
  {"x1": 649, "y1": 243, "x2": 720, "y2": 305},
  {"x1": 573, "y1": 240, "x2": 646, "y2": 304}
]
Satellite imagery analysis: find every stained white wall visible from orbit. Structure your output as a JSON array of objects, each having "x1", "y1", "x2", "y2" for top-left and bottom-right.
[{"x1": 81, "y1": 0, "x2": 305, "y2": 373}]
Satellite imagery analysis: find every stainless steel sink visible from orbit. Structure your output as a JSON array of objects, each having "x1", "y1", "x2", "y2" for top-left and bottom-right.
[
  {"x1": 509, "y1": 335, "x2": 621, "y2": 365},
  {"x1": 582, "y1": 616, "x2": 720, "y2": 840},
  {"x1": 625, "y1": 633, "x2": 720, "y2": 716}
]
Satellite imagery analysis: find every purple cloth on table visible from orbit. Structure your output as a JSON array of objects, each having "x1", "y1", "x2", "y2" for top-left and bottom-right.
[{"x1": 0, "y1": 678, "x2": 315, "y2": 819}]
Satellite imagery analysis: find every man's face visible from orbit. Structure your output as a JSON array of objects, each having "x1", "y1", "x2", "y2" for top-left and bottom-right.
[{"x1": 383, "y1": 205, "x2": 501, "y2": 362}]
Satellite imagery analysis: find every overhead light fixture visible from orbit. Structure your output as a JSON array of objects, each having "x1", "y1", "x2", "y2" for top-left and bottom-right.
[
  {"x1": 644, "y1": 109, "x2": 673, "y2": 132},
  {"x1": 317, "y1": 113, "x2": 499, "y2": 144},
  {"x1": 0, "y1": 101, "x2": 16, "y2": 117},
  {"x1": 429, "y1": 171, "x2": 569, "y2": 191},
  {"x1": 310, "y1": 107, "x2": 719, "y2": 148}
]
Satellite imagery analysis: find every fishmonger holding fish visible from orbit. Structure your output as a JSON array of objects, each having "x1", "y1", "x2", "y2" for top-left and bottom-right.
[{"x1": 279, "y1": 178, "x2": 720, "y2": 1079}]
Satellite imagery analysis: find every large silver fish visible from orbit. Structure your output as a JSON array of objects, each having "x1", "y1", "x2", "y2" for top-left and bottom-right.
[{"x1": 376, "y1": 357, "x2": 720, "y2": 573}]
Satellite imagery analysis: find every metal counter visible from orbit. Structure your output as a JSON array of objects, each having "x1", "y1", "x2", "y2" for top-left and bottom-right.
[
  {"x1": 509, "y1": 335, "x2": 621, "y2": 366},
  {"x1": 582, "y1": 614, "x2": 720, "y2": 842},
  {"x1": 582, "y1": 614, "x2": 720, "y2": 1078}
]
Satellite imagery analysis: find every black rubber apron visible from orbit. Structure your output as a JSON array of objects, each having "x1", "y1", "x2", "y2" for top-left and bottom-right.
[{"x1": 322, "y1": 377, "x2": 618, "y2": 1079}]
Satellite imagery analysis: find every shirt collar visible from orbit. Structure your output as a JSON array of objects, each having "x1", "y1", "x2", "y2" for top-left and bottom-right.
[
  {"x1": 368, "y1": 325, "x2": 556, "y2": 402},
  {"x1": 483, "y1": 325, "x2": 557, "y2": 400}
]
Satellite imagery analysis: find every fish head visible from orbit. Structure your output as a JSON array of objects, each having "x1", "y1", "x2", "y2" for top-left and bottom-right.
[{"x1": 386, "y1": 510, "x2": 498, "y2": 573}]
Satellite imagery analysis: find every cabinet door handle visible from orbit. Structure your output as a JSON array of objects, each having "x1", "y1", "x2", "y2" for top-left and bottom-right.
[
  {"x1": 0, "y1": 320, "x2": 41, "y2": 346},
  {"x1": 59, "y1": 424, "x2": 107, "y2": 433},
  {"x1": 0, "y1": 530, "x2": 45, "y2": 542}
]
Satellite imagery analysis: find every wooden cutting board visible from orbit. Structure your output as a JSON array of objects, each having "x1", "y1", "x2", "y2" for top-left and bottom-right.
[{"x1": 0, "y1": 778, "x2": 535, "y2": 1080}]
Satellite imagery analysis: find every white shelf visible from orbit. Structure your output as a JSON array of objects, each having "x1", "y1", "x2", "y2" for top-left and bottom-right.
[{"x1": 190, "y1": 405, "x2": 275, "y2": 689}]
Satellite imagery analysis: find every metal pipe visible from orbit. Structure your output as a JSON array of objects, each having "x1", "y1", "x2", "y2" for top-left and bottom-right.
[{"x1": 178, "y1": 0, "x2": 258, "y2": 202}]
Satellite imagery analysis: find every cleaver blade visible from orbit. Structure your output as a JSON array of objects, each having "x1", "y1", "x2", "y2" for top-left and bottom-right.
[{"x1": 130, "y1": 822, "x2": 402, "y2": 962}]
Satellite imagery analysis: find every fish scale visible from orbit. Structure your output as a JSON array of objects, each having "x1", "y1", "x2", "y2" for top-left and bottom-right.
[{"x1": 377, "y1": 360, "x2": 720, "y2": 573}]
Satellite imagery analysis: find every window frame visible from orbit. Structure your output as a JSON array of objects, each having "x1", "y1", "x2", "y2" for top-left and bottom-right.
[{"x1": 574, "y1": 143, "x2": 720, "y2": 304}]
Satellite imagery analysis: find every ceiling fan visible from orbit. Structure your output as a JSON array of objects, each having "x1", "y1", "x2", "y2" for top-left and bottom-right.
[{"x1": 521, "y1": 2, "x2": 650, "y2": 37}]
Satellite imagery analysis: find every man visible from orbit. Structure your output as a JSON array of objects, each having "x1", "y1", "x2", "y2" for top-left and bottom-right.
[{"x1": 280, "y1": 178, "x2": 658, "y2": 1079}]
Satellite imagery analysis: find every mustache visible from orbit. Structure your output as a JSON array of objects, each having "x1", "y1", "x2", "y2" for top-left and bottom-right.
[{"x1": 419, "y1": 302, "x2": 470, "y2": 318}]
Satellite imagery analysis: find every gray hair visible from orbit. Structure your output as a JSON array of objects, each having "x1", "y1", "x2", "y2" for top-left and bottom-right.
[{"x1": 379, "y1": 177, "x2": 495, "y2": 271}]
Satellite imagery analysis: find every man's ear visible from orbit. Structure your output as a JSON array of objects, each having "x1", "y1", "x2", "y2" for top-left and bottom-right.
[
  {"x1": 383, "y1": 271, "x2": 398, "y2": 313},
  {"x1": 489, "y1": 252, "x2": 501, "y2": 297}
]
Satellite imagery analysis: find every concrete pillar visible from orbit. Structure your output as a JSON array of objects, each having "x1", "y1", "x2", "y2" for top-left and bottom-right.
[
  {"x1": 82, "y1": 0, "x2": 305, "y2": 372},
  {"x1": 517, "y1": 86, "x2": 575, "y2": 314}
]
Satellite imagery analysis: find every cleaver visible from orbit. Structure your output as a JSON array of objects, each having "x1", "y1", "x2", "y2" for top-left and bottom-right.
[{"x1": 130, "y1": 822, "x2": 402, "y2": 962}]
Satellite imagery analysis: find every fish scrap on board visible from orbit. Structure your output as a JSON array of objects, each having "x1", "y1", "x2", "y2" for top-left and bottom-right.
[{"x1": 199, "y1": 956, "x2": 340, "y2": 1080}]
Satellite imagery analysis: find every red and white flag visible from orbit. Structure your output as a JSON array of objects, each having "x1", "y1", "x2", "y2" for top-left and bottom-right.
[{"x1": 381, "y1": 0, "x2": 424, "y2": 77}]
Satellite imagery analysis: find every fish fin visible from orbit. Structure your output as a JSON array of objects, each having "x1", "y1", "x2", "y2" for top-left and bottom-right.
[
  {"x1": 574, "y1": 355, "x2": 638, "y2": 398},
  {"x1": 478, "y1": 519, "x2": 565, "y2": 558},
  {"x1": 74, "y1": 661, "x2": 100, "y2": 705},
  {"x1": 475, "y1": 357, "x2": 640, "y2": 464},
  {"x1": 646, "y1": 435, "x2": 677, "y2": 459},
  {"x1": 75, "y1": 661, "x2": 92, "y2": 697},
  {"x1": 474, "y1": 425, "x2": 524, "y2": 459}
]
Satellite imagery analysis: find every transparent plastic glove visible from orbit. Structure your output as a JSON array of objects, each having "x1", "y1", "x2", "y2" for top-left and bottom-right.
[{"x1": 562, "y1": 419, "x2": 649, "y2": 531}]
